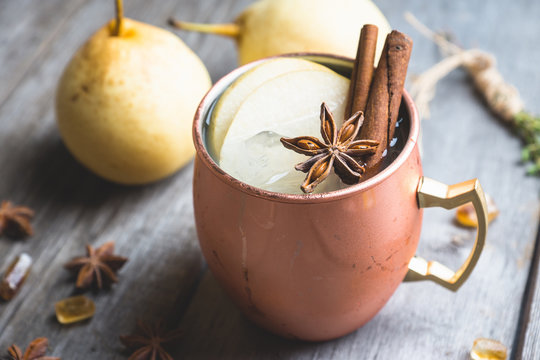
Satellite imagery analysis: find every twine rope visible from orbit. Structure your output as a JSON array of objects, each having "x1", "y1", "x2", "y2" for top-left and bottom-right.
[{"x1": 405, "y1": 12, "x2": 524, "y2": 122}]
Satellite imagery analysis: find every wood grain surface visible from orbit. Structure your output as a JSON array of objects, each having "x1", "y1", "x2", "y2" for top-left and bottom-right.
[
  {"x1": 0, "y1": 0, "x2": 538, "y2": 359},
  {"x1": 519, "y1": 226, "x2": 540, "y2": 359}
]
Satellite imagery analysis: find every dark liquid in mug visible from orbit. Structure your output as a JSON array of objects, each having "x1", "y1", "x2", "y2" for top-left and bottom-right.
[{"x1": 201, "y1": 61, "x2": 411, "y2": 190}]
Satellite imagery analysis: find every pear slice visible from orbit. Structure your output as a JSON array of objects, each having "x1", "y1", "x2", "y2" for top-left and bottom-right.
[
  {"x1": 219, "y1": 69, "x2": 349, "y2": 194},
  {"x1": 207, "y1": 58, "x2": 332, "y2": 159}
]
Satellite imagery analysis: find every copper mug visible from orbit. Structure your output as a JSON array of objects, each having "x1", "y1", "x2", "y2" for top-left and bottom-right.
[{"x1": 192, "y1": 54, "x2": 488, "y2": 341}]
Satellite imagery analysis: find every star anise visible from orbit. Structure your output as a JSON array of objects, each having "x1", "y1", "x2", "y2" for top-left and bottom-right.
[
  {"x1": 0, "y1": 201, "x2": 34, "y2": 239},
  {"x1": 280, "y1": 102, "x2": 379, "y2": 193},
  {"x1": 6, "y1": 337, "x2": 60, "y2": 360},
  {"x1": 64, "y1": 241, "x2": 128, "y2": 290},
  {"x1": 120, "y1": 320, "x2": 183, "y2": 360}
]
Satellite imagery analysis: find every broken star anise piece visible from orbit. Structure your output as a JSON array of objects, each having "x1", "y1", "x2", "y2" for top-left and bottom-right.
[
  {"x1": 6, "y1": 337, "x2": 60, "y2": 360},
  {"x1": 120, "y1": 320, "x2": 183, "y2": 360},
  {"x1": 64, "y1": 241, "x2": 128, "y2": 290},
  {"x1": 280, "y1": 102, "x2": 379, "y2": 193},
  {"x1": 0, "y1": 201, "x2": 34, "y2": 239}
]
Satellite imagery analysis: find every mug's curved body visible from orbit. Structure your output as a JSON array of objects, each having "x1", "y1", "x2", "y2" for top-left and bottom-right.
[{"x1": 193, "y1": 55, "x2": 422, "y2": 341}]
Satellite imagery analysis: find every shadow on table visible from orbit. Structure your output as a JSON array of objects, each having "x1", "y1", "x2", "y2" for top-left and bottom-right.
[{"x1": 11, "y1": 131, "x2": 191, "y2": 211}]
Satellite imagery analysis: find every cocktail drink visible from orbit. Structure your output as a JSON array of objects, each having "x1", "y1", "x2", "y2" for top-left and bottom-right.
[
  {"x1": 204, "y1": 57, "x2": 408, "y2": 195},
  {"x1": 191, "y1": 28, "x2": 488, "y2": 341}
]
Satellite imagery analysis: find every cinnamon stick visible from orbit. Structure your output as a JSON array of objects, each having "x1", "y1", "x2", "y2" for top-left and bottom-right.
[
  {"x1": 359, "y1": 30, "x2": 413, "y2": 171},
  {"x1": 345, "y1": 24, "x2": 378, "y2": 118}
]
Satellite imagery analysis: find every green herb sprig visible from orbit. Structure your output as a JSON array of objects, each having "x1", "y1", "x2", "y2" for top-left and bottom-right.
[{"x1": 515, "y1": 112, "x2": 540, "y2": 174}]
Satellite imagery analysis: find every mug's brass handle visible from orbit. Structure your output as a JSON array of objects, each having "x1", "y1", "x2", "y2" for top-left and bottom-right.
[{"x1": 404, "y1": 176, "x2": 488, "y2": 291}]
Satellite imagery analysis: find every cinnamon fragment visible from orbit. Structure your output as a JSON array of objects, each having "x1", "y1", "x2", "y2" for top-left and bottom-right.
[
  {"x1": 345, "y1": 24, "x2": 378, "y2": 118},
  {"x1": 0, "y1": 253, "x2": 32, "y2": 301},
  {"x1": 360, "y1": 30, "x2": 413, "y2": 171}
]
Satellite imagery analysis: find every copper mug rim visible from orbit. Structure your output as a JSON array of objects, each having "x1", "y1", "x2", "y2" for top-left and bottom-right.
[{"x1": 192, "y1": 53, "x2": 420, "y2": 204}]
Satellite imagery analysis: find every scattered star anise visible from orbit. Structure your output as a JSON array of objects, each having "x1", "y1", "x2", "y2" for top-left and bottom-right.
[
  {"x1": 6, "y1": 337, "x2": 60, "y2": 360},
  {"x1": 0, "y1": 201, "x2": 34, "y2": 239},
  {"x1": 280, "y1": 102, "x2": 379, "y2": 193},
  {"x1": 120, "y1": 320, "x2": 183, "y2": 360},
  {"x1": 64, "y1": 241, "x2": 128, "y2": 290}
]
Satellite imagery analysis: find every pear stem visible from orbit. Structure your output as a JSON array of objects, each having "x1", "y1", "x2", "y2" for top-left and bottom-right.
[
  {"x1": 168, "y1": 18, "x2": 240, "y2": 38},
  {"x1": 113, "y1": 0, "x2": 123, "y2": 36}
]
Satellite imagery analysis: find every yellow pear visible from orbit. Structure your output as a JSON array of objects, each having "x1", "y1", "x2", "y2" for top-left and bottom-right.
[
  {"x1": 170, "y1": 0, "x2": 391, "y2": 65},
  {"x1": 56, "y1": 6, "x2": 211, "y2": 185}
]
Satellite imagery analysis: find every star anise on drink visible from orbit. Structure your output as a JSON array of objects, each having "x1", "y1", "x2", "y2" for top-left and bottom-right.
[
  {"x1": 119, "y1": 320, "x2": 183, "y2": 360},
  {"x1": 0, "y1": 201, "x2": 34, "y2": 239},
  {"x1": 64, "y1": 241, "x2": 128, "y2": 290},
  {"x1": 6, "y1": 337, "x2": 60, "y2": 360},
  {"x1": 280, "y1": 102, "x2": 379, "y2": 193}
]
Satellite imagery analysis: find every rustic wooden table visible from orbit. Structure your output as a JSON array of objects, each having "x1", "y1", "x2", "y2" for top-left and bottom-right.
[{"x1": 1, "y1": 0, "x2": 539, "y2": 359}]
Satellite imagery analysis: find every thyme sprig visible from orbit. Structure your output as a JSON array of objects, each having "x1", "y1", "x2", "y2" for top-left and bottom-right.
[{"x1": 515, "y1": 112, "x2": 540, "y2": 174}]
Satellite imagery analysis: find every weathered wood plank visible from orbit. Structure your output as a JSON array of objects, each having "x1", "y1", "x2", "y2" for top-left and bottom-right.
[
  {"x1": 173, "y1": 0, "x2": 540, "y2": 359},
  {"x1": 518, "y1": 228, "x2": 540, "y2": 359}
]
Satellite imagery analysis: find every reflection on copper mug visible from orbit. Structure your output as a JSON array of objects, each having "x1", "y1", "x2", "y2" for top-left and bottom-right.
[{"x1": 192, "y1": 54, "x2": 488, "y2": 341}]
